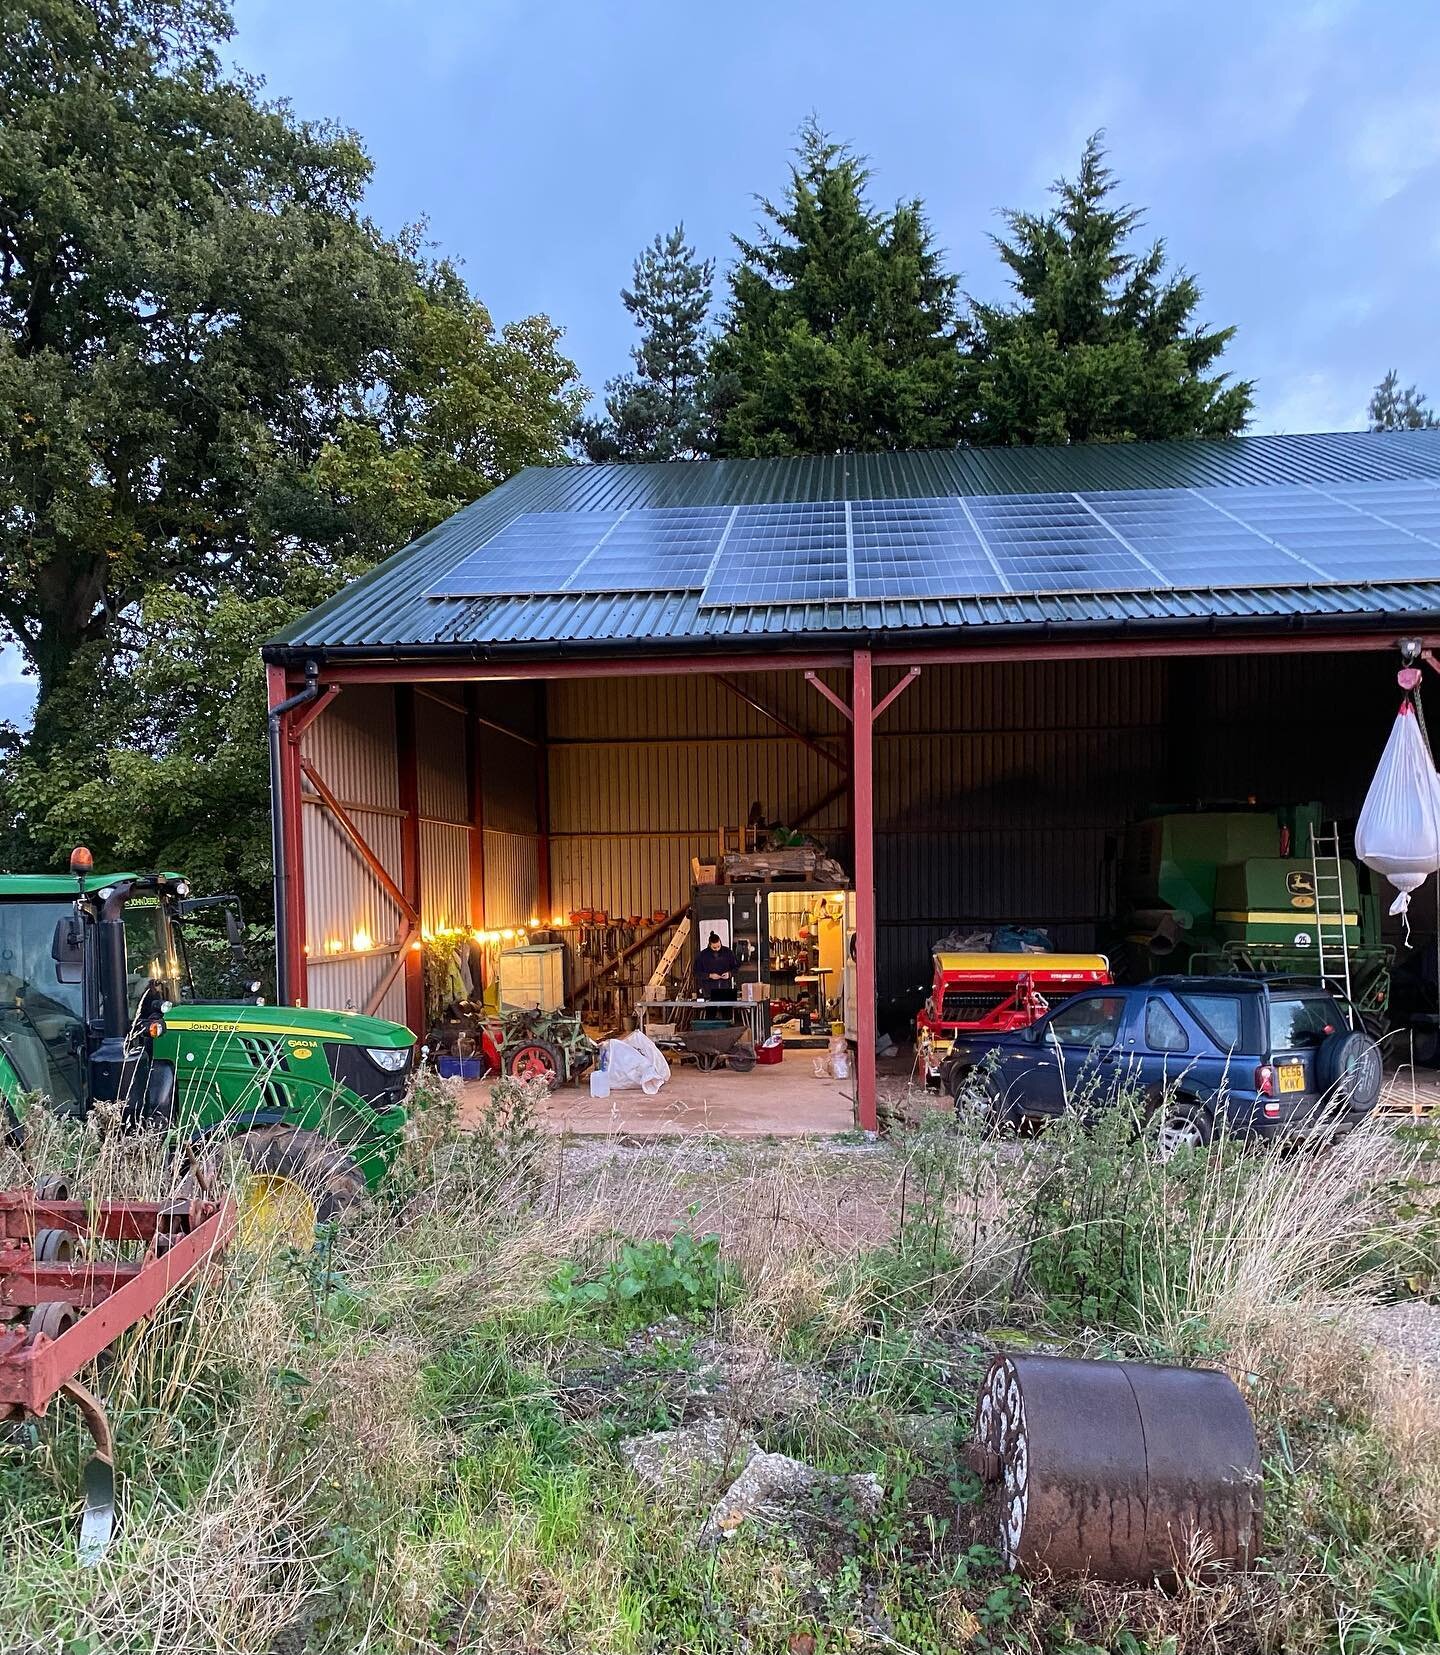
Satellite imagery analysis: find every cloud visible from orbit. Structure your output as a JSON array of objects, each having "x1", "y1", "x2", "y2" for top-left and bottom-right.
[
  {"x1": 1349, "y1": 91, "x2": 1440, "y2": 201},
  {"x1": 1255, "y1": 370, "x2": 1368, "y2": 435}
]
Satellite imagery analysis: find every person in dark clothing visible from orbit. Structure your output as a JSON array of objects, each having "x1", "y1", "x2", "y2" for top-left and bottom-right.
[{"x1": 697, "y1": 932, "x2": 739, "y2": 1001}]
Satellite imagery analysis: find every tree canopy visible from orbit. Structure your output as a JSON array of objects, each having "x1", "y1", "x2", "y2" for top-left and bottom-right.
[
  {"x1": 0, "y1": 0, "x2": 582, "y2": 907},
  {"x1": 1369, "y1": 369, "x2": 1439, "y2": 432},
  {"x1": 705, "y1": 120, "x2": 968, "y2": 457},
  {"x1": 574, "y1": 225, "x2": 713, "y2": 464},
  {"x1": 959, "y1": 136, "x2": 1253, "y2": 445}
]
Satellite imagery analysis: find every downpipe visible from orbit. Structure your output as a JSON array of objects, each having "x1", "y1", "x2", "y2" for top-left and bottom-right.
[{"x1": 269, "y1": 662, "x2": 320, "y2": 1006}]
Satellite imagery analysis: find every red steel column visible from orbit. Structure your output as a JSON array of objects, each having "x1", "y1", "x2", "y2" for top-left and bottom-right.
[
  {"x1": 465, "y1": 688, "x2": 487, "y2": 932},
  {"x1": 851, "y1": 649, "x2": 878, "y2": 1133},
  {"x1": 396, "y1": 687, "x2": 426, "y2": 1034},
  {"x1": 535, "y1": 683, "x2": 552, "y2": 919},
  {"x1": 267, "y1": 664, "x2": 308, "y2": 1007}
]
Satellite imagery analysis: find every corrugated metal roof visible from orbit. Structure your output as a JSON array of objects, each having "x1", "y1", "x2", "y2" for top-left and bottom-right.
[{"x1": 269, "y1": 429, "x2": 1440, "y2": 658}]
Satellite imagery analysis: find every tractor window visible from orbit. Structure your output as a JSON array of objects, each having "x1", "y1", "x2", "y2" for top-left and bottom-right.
[
  {"x1": 121, "y1": 902, "x2": 185, "y2": 1020},
  {"x1": 0, "y1": 900, "x2": 85, "y2": 1111}
]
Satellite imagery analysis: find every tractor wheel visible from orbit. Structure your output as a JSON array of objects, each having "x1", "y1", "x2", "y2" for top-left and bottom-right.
[
  {"x1": 507, "y1": 1040, "x2": 562, "y2": 1089},
  {"x1": 183, "y1": 1127, "x2": 368, "y2": 1250}
]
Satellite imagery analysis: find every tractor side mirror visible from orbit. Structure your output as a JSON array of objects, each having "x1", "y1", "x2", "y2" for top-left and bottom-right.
[{"x1": 51, "y1": 914, "x2": 84, "y2": 983}]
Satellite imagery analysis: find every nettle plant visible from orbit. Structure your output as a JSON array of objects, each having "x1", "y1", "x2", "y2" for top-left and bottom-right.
[{"x1": 548, "y1": 1226, "x2": 730, "y2": 1331}]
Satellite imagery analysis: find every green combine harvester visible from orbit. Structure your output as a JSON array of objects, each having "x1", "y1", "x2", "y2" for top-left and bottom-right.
[
  {"x1": 1118, "y1": 802, "x2": 1393, "y2": 1031},
  {"x1": 0, "y1": 849, "x2": 413, "y2": 1234}
]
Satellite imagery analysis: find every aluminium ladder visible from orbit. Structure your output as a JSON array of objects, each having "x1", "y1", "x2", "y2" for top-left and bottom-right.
[{"x1": 1309, "y1": 823, "x2": 1353, "y2": 1004}]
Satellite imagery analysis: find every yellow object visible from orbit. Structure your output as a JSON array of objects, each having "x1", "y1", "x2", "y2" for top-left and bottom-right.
[
  {"x1": 932, "y1": 952, "x2": 1109, "y2": 974},
  {"x1": 238, "y1": 1174, "x2": 316, "y2": 1251},
  {"x1": 1215, "y1": 910, "x2": 1355, "y2": 927}
]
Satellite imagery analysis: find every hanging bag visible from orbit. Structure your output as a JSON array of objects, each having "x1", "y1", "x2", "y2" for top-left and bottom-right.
[{"x1": 1355, "y1": 680, "x2": 1440, "y2": 924}]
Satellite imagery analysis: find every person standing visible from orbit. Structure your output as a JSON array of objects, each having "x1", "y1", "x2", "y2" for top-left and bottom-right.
[{"x1": 696, "y1": 932, "x2": 739, "y2": 1002}]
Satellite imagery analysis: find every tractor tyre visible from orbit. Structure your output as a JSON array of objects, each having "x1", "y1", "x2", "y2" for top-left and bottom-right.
[
  {"x1": 181, "y1": 1126, "x2": 369, "y2": 1246},
  {"x1": 506, "y1": 1040, "x2": 562, "y2": 1089}
]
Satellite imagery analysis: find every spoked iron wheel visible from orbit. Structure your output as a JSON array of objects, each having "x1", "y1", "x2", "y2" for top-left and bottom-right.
[{"x1": 507, "y1": 1040, "x2": 562, "y2": 1088}]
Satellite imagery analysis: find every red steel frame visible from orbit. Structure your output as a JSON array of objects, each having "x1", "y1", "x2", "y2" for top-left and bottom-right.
[
  {"x1": 267, "y1": 628, "x2": 1431, "y2": 1135},
  {"x1": 0, "y1": 1193, "x2": 235, "y2": 1418}
]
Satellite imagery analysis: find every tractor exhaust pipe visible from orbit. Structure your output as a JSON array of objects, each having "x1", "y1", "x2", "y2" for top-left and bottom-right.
[{"x1": 268, "y1": 663, "x2": 320, "y2": 1007}]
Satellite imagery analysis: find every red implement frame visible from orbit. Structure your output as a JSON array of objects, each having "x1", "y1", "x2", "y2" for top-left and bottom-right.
[
  {"x1": 916, "y1": 961, "x2": 1113, "y2": 1080},
  {"x1": 0, "y1": 1191, "x2": 235, "y2": 1419}
]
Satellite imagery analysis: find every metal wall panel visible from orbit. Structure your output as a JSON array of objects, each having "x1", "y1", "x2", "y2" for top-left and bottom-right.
[
  {"x1": 547, "y1": 671, "x2": 849, "y2": 743},
  {"x1": 304, "y1": 685, "x2": 398, "y2": 808},
  {"x1": 306, "y1": 953, "x2": 406, "y2": 1023},
  {"x1": 484, "y1": 830, "x2": 539, "y2": 928},
  {"x1": 417, "y1": 695, "x2": 468, "y2": 824},
  {"x1": 420, "y1": 820, "x2": 471, "y2": 931}
]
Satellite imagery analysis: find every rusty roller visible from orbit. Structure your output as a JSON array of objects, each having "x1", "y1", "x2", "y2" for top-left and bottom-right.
[{"x1": 966, "y1": 1354, "x2": 1261, "y2": 1583}]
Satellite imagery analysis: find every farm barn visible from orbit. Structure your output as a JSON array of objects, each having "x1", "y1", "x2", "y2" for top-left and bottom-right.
[{"x1": 263, "y1": 428, "x2": 1440, "y2": 1132}]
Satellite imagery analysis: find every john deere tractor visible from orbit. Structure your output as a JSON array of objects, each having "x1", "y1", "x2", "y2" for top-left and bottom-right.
[{"x1": 0, "y1": 849, "x2": 413, "y2": 1229}]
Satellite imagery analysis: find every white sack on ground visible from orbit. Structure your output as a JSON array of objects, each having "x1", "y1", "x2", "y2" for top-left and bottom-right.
[
  {"x1": 598, "y1": 1030, "x2": 671, "y2": 1094},
  {"x1": 1355, "y1": 701, "x2": 1440, "y2": 918}
]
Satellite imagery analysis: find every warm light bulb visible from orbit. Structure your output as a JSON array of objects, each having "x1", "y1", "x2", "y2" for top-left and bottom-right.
[
  {"x1": 351, "y1": 928, "x2": 373, "y2": 952},
  {"x1": 528, "y1": 916, "x2": 540, "y2": 927}
]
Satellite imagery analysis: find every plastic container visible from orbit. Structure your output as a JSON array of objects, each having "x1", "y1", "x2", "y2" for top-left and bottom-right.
[
  {"x1": 756, "y1": 1038, "x2": 784, "y2": 1066},
  {"x1": 437, "y1": 1056, "x2": 486, "y2": 1080}
]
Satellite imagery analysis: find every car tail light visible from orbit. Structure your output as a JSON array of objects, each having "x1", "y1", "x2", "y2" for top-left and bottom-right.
[{"x1": 1254, "y1": 1063, "x2": 1275, "y2": 1097}]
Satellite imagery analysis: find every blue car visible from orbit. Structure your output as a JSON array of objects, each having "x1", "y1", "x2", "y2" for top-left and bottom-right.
[{"x1": 942, "y1": 976, "x2": 1383, "y2": 1152}]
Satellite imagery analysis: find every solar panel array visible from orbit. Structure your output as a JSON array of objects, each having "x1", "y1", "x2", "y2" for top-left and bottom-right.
[{"x1": 425, "y1": 481, "x2": 1440, "y2": 606}]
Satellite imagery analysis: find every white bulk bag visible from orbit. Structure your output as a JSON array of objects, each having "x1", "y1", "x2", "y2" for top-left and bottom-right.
[
  {"x1": 1355, "y1": 701, "x2": 1440, "y2": 917},
  {"x1": 595, "y1": 1030, "x2": 671, "y2": 1095}
]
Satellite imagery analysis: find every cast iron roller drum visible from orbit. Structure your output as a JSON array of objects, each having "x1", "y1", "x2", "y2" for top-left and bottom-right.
[{"x1": 968, "y1": 1354, "x2": 1261, "y2": 1583}]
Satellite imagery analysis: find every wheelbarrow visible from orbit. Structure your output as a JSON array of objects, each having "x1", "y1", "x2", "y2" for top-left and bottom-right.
[
  {"x1": 677, "y1": 1026, "x2": 756, "y2": 1073},
  {"x1": 0, "y1": 1177, "x2": 236, "y2": 1562}
]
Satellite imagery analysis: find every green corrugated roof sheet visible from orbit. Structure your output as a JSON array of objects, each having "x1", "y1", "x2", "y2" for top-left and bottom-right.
[{"x1": 267, "y1": 429, "x2": 1440, "y2": 660}]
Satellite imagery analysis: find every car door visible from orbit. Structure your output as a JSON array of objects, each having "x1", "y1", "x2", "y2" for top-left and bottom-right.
[{"x1": 1013, "y1": 991, "x2": 1131, "y2": 1116}]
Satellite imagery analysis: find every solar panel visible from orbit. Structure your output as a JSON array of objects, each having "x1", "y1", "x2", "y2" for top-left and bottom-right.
[
  {"x1": 425, "y1": 511, "x2": 620, "y2": 597},
  {"x1": 850, "y1": 499, "x2": 1009, "y2": 598},
  {"x1": 701, "y1": 501, "x2": 849, "y2": 606},
  {"x1": 569, "y1": 506, "x2": 732, "y2": 591},
  {"x1": 424, "y1": 480, "x2": 1440, "y2": 608}
]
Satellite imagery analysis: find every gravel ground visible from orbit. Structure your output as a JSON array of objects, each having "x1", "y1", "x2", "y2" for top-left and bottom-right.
[{"x1": 1355, "y1": 1300, "x2": 1440, "y2": 1371}]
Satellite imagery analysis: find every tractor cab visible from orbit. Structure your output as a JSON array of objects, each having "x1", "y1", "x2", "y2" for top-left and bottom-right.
[
  {"x1": 0, "y1": 851, "x2": 235, "y2": 1125},
  {"x1": 0, "y1": 850, "x2": 415, "y2": 1203}
]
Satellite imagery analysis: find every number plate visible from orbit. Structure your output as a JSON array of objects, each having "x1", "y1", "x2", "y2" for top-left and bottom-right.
[{"x1": 1278, "y1": 1062, "x2": 1306, "y2": 1093}]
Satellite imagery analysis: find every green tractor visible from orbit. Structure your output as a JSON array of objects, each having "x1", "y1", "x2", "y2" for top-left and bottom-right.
[{"x1": 0, "y1": 849, "x2": 414, "y2": 1232}]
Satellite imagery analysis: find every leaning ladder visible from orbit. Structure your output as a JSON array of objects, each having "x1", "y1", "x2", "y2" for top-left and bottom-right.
[
  {"x1": 1310, "y1": 822, "x2": 1353, "y2": 1004},
  {"x1": 643, "y1": 915, "x2": 691, "y2": 1001}
]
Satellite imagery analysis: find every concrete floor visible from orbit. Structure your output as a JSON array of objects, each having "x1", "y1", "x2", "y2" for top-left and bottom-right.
[{"x1": 464, "y1": 1047, "x2": 859, "y2": 1137}]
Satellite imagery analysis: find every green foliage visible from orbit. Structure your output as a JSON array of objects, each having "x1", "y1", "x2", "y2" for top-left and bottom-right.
[
  {"x1": 0, "y1": 0, "x2": 582, "y2": 907},
  {"x1": 1369, "y1": 369, "x2": 1440, "y2": 432},
  {"x1": 1339, "y1": 1554, "x2": 1440, "y2": 1652},
  {"x1": 575, "y1": 224, "x2": 714, "y2": 463},
  {"x1": 706, "y1": 118, "x2": 967, "y2": 457},
  {"x1": 548, "y1": 1228, "x2": 727, "y2": 1332},
  {"x1": 961, "y1": 134, "x2": 1253, "y2": 444}
]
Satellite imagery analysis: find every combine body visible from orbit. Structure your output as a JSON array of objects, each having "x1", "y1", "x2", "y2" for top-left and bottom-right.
[
  {"x1": 916, "y1": 951, "x2": 1112, "y2": 1083},
  {"x1": 1120, "y1": 804, "x2": 1392, "y2": 1027}
]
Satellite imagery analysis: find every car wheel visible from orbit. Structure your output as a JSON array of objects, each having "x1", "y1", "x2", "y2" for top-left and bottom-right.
[
  {"x1": 1156, "y1": 1099, "x2": 1213, "y2": 1159},
  {"x1": 950, "y1": 1067, "x2": 1013, "y2": 1132}
]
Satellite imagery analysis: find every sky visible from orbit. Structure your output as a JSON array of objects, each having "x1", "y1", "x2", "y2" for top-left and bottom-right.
[{"x1": 4, "y1": 0, "x2": 1438, "y2": 726}]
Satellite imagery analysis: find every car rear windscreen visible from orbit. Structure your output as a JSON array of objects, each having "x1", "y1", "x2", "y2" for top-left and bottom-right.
[
  {"x1": 1177, "y1": 992, "x2": 1255, "y2": 1053},
  {"x1": 1268, "y1": 994, "x2": 1342, "y2": 1051}
]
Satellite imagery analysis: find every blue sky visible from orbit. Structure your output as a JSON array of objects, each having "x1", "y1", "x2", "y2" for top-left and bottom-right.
[{"x1": 3, "y1": 0, "x2": 1437, "y2": 726}]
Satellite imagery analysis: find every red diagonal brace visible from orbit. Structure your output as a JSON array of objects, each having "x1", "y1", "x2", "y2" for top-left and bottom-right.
[
  {"x1": 287, "y1": 684, "x2": 340, "y2": 744},
  {"x1": 874, "y1": 667, "x2": 921, "y2": 722},
  {"x1": 805, "y1": 671, "x2": 853, "y2": 722},
  {"x1": 299, "y1": 757, "x2": 418, "y2": 925}
]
